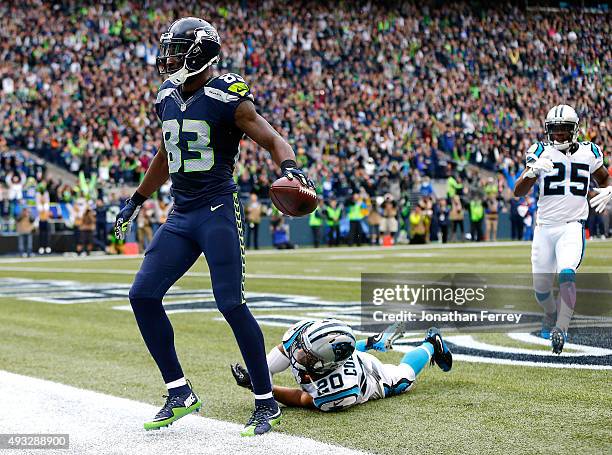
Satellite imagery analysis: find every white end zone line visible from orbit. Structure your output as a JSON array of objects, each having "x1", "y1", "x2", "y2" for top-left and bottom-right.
[
  {"x1": 0, "y1": 370, "x2": 367, "y2": 455},
  {"x1": 0, "y1": 240, "x2": 535, "y2": 264},
  {"x1": 393, "y1": 334, "x2": 612, "y2": 370}
]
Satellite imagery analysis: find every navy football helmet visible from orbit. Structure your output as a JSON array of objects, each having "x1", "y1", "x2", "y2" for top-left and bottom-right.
[{"x1": 157, "y1": 17, "x2": 221, "y2": 85}]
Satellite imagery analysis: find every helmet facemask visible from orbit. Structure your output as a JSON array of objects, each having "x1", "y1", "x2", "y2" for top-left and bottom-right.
[
  {"x1": 289, "y1": 329, "x2": 354, "y2": 376},
  {"x1": 544, "y1": 121, "x2": 578, "y2": 151},
  {"x1": 157, "y1": 37, "x2": 193, "y2": 75},
  {"x1": 289, "y1": 334, "x2": 329, "y2": 375},
  {"x1": 157, "y1": 26, "x2": 221, "y2": 85}
]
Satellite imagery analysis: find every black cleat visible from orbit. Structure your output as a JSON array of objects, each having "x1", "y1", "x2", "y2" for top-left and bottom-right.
[
  {"x1": 550, "y1": 327, "x2": 567, "y2": 355},
  {"x1": 241, "y1": 403, "x2": 282, "y2": 436},
  {"x1": 424, "y1": 327, "x2": 453, "y2": 372}
]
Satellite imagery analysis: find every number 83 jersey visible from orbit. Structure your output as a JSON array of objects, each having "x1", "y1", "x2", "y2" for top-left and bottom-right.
[
  {"x1": 526, "y1": 141, "x2": 603, "y2": 226},
  {"x1": 154, "y1": 73, "x2": 254, "y2": 211}
]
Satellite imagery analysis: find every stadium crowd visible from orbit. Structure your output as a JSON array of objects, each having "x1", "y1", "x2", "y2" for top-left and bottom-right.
[{"x1": 0, "y1": 0, "x2": 610, "y2": 252}]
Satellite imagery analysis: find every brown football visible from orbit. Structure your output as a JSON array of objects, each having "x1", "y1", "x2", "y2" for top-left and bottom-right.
[{"x1": 270, "y1": 177, "x2": 317, "y2": 217}]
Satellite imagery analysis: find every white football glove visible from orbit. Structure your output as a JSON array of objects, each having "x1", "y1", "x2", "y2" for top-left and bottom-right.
[
  {"x1": 590, "y1": 186, "x2": 612, "y2": 213},
  {"x1": 525, "y1": 157, "x2": 554, "y2": 178}
]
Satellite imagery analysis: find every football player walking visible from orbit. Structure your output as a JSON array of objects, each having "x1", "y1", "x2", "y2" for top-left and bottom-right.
[
  {"x1": 514, "y1": 105, "x2": 610, "y2": 354},
  {"x1": 113, "y1": 17, "x2": 314, "y2": 435}
]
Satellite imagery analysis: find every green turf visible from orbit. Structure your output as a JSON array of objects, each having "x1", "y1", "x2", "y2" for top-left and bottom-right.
[{"x1": 0, "y1": 242, "x2": 611, "y2": 454}]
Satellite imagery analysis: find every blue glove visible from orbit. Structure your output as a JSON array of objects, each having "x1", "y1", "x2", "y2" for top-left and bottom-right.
[
  {"x1": 281, "y1": 160, "x2": 315, "y2": 189},
  {"x1": 114, "y1": 192, "x2": 146, "y2": 240}
]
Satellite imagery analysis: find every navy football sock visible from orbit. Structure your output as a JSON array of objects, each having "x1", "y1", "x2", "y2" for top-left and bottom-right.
[
  {"x1": 130, "y1": 298, "x2": 184, "y2": 384},
  {"x1": 223, "y1": 304, "x2": 275, "y2": 406},
  {"x1": 168, "y1": 384, "x2": 191, "y2": 397}
]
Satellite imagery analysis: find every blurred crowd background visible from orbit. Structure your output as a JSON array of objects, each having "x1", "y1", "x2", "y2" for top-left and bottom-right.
[{"x1": 0, "y1": 0, "x2": 610, "y2": 254}]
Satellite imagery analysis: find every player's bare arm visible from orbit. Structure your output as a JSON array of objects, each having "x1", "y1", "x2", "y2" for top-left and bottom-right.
[
  {"x1": 513, "y1": 170, "x2": 538, "y2": 197},
  {"x1": 235, "y1": 100, "x2": 314, "y2": 188},
  {"x1": 136, "y1": 141, "x2": 169, "y2": 198},
  {"x1": 272, "y1": 386, "x2": 315, "y2": 409}
]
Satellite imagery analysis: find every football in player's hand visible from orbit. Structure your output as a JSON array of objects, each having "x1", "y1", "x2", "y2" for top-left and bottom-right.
[{"x1": 270, "y1": 177, "x2": 317, "y2": 217}]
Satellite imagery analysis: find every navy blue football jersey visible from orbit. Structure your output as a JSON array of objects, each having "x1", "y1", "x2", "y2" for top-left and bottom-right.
[{"x1": 154, "y1": 73, "x2": 254, "y2": 210}]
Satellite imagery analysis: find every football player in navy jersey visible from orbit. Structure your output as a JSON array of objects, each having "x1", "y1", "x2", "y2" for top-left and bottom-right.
[{"x1": 113, "y1": 17, "x2": 314, "y2": 436}]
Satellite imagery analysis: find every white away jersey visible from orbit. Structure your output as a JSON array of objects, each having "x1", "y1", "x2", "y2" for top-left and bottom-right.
[{"x1": 526, "y1": 141, "x2": 603, "y2": 225}]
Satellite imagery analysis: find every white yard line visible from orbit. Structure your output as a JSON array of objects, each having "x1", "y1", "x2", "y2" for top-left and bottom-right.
[
  {"x1": 0, "y1": 266, "x2": 364, "y2": 282},
  {"x1": 1, "y1": 239, "x2": 610, "y2": 265},
  {"x1": 0, "y1": 240, "x2": 537, "y2": 265},
  {"x1": 451, "y1": 354, "x2": 612, "y2": 370},
  {"x1": 0, "y1": 370, "x2": 367, "y2": 455}
]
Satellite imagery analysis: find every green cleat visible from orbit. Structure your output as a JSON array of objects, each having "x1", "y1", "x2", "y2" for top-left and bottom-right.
[{"x1": 144, "y1": 389, "x2": 201, "y2": 431}]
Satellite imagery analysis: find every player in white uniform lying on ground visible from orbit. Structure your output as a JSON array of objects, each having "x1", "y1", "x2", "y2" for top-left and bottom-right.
[
  {"x1": 514, "y1": 104, "x2": 611, "y2": 355},
  {"x1": 231, "y1": 319, "x2": 452, "y2": 411}
]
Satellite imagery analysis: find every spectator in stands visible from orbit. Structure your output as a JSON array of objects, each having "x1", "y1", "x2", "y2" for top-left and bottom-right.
[
  {"x1": 436, "y1": 198, "x2": 450, "y2": 244},
  {"x1": 95, "y1": 199, "x2": 108, "y2": 251},
  {"x1": 409, "y1": 204, "x2": 427, "y2": 245},
  {"x1": 79, "y1": 207, "x2": 96, "y2": 256},
  {"x1": 380, "y1": 197, "x2": 398, "y2": 241},
  {"x1": 155, "y1": 198, "x2": 171, "y2": 230},
  {"x1": 347, "y1": 193, "x2": 365, "y2": 247},
  {"x1": 485, "y1": 195, "x2": 499, "y2": 242},
  {"x1": 308, "y1": 198, "x2": 325, "y2": 248},
  {"x1": 367, "y1": 201, "x2": 382, "y2": 245},
  {"x1": 325, "y1": 198, "x2": 342, "y2": 247},
  {"x1": 0, "y1": 182, "x2": 8, "y2": 222},
  {"x1": 137, "y1": 207, "x2": 154, "y2": 253},
  {"x1": 16, "y1": 208, "x2": 35, "y2": 257},
  {"x1": 1, "y1": 0, "x2": 610, "y2": 247},
  {"x1": 449, "y1": 196, "x2": 465, "y2": 242},
  {"x1": 510, "y1": 198, "x2": 525, "y2": 241},
  {"x1": 37, "y1": 205, "x2": 51, "y2": 254},
  {"x1": 588, "y1": 206, "x2": 606, "y2": 239},
  {"x1": 36, "y1": 185, "x2": 51, "y2": 254},
  {"x1": 447, "y1": 174, "x2": 464, "y2": 201},
  {"x1": 7, "y1": 171, "x2": 25, "y2": 217},
  {"x1": 271, "y1": 218, "x2": 294, "y2": 250},
  {"x1": 469, "y1": 196, "x2": 485, "y2": 242},
  {"x1": 246, "y1": 193, "x2": 263, "y2": 250}
]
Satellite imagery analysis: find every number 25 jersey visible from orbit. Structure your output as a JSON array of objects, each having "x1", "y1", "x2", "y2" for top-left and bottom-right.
[
  {"x1": 154, "y1": 73, "x2": 254, "y2": 211},
  {"x1": 526, "y1": 141, "x2": 603, "y2": 226}
]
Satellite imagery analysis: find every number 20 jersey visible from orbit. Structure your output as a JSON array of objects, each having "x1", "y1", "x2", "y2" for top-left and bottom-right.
[
  {"x1": 526, "y1": 141, "x2": 603, "y2": 226},
  {"x1": 154, "y1": 73, "x2": 254, "y2": 211},
  {"x1": 281, "y1": 321, "x2": 382, "y2": 412}
]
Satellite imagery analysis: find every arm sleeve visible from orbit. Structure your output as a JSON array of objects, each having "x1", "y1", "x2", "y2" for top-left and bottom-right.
[{"x1": 267, "y1": 346, "x2": 290, "y2": 376}]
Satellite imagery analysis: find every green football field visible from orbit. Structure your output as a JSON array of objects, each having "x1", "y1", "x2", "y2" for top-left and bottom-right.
[{"x1": 1, "y1": 241, "x2": 611, "y2": 455}]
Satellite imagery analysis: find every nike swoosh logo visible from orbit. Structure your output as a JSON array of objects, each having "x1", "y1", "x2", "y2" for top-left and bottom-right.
[{"x1": 211, "y1": 204, "x2": 224, "y2": 212}]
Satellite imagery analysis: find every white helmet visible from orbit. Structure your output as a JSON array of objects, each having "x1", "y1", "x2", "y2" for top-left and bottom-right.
[
  {"x1": 544, "y1": 104, "x2": 579, "y2": 151},
  {"x1": 289, "y1": 319, "x2": 356, "y2": 375}
]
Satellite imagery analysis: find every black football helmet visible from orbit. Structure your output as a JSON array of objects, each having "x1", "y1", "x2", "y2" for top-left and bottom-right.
[{"x1": 156, "y1": 17, "x2": 221, "y2": 84}]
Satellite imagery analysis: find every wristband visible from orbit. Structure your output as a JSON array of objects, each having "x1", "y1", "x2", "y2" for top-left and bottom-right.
[
  {"x1": 281, "y1": 159, "x2": 297, "y2": 173},
  {"x1": 130, "y1": 191, "x2": 147, "y2": 206}
]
